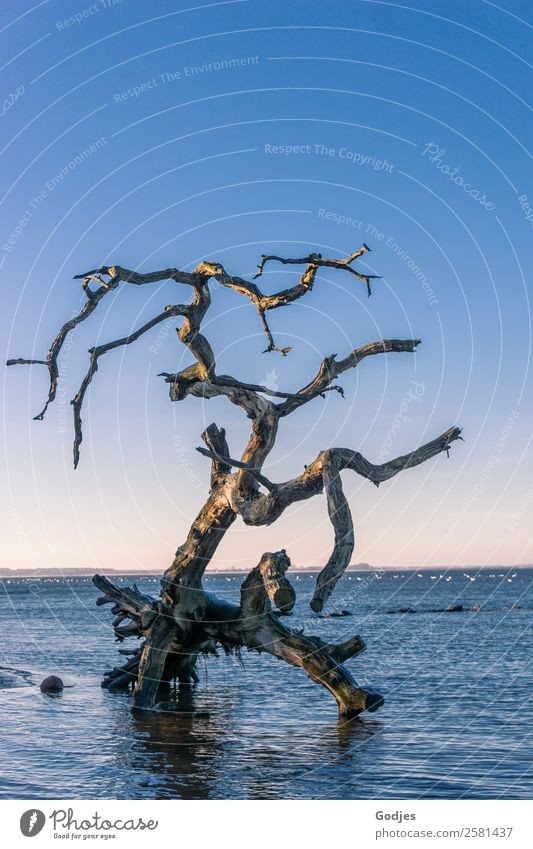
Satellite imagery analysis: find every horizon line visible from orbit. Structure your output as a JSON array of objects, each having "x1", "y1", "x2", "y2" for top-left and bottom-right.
[{"x1": 1, "y1": 563, "x2": 532, "y2": 578}]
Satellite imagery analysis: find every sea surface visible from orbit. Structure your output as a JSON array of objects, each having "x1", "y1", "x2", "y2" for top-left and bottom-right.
[{"x1": 0, "y1": 569, "x2": 531, "y2": 800}]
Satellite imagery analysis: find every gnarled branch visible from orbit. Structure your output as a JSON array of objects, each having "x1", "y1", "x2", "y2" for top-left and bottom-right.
[
  {"x1": 196, "y1": 445, "x2": 277, "y2": 492},
  {"x1": 253, "y1": 245, "x2": 379, "y2": 299},
  {"x1": 234, "y1": 426, "x2": 463, "y2": 610},
  {"x1": 9, "y1": 243, "x2": 462, "y2": 716},
  {"x1": 7, "y1": 276, "x2": 120, "y2": 420},
  {"x1": 7, "y1": 248, "x2": 379, "y2": 458},
  {"x1": 71, "y1": 304, "x2": 187, "y2": 468},
  {"x1": 278, "y1": 338, "x2": 421, "y2": 416},
  {"x1": 200, "y1": 423, "x2": 231, "y2": 486}
]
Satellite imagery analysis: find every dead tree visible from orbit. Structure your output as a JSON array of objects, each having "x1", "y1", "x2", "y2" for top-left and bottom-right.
[{"x1": 7, "y1": 245, "x2": 462, "y2": 717}]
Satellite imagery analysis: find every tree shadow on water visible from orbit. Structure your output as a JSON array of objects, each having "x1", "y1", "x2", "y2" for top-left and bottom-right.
[{"x1": 122, "y1": 685, "x2": 384, "y2": 799}]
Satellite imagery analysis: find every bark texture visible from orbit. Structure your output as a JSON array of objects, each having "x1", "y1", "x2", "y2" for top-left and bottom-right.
[{"x1": 8, "y1": 246, "x2": 462, "y2": 717}]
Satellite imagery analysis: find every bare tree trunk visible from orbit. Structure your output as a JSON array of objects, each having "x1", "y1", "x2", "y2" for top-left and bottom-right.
[{"x1": 9, "y1": 246, "x2": 462, "y2": 718}]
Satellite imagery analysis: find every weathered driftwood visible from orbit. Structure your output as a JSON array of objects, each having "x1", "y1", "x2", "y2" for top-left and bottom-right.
[{"x1": 8, "y1": 246, "x2": 462, "y2": 717}]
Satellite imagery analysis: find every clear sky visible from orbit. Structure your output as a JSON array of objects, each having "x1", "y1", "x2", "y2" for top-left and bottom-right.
[{"x1": 1, "y1": 0, "x2": 532, "y2": 573}]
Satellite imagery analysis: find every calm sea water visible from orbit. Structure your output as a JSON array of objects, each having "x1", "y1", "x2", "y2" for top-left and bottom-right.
[{"x1": 0, "y1": 569, "x2": 531, "y2": 800}]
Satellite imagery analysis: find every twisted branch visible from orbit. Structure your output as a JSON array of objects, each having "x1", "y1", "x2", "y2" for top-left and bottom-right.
[
  {"x1": 7, "y1": 276, "x2": 119, "y2": 420},
  {"x1": 278, "y1": 338, "x2": 421, "y2": 416},
  {"x1": 254, "y1": 244, "x2": 380, "y2": 298},
  {"x1": 71, "y1": 304, "x2": 187, "y2": 468},
  {"x1": 235, "y1": 426, "x2": 463, "y2": 610},
  {"x1": 196, "y1": 445, "x2": 277, "y2": 492}
]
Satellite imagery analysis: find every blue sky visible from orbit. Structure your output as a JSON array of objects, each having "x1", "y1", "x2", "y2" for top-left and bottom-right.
[{"x1": 1, "y1": 0, "x2": 532, "y2": 572}]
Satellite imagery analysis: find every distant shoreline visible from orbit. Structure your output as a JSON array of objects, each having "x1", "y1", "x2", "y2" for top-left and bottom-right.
[{"x1": 1, "y1": 564, "x2": 531, "y2": 579}]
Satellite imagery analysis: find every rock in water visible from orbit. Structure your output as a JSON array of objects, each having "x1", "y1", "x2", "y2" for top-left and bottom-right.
[
  {"x1": 327, "y1": 609, "x2": 353, "y2": 618},
  {"x1": 40, "y1": 675, "x2": 64, "y2": 693}
]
